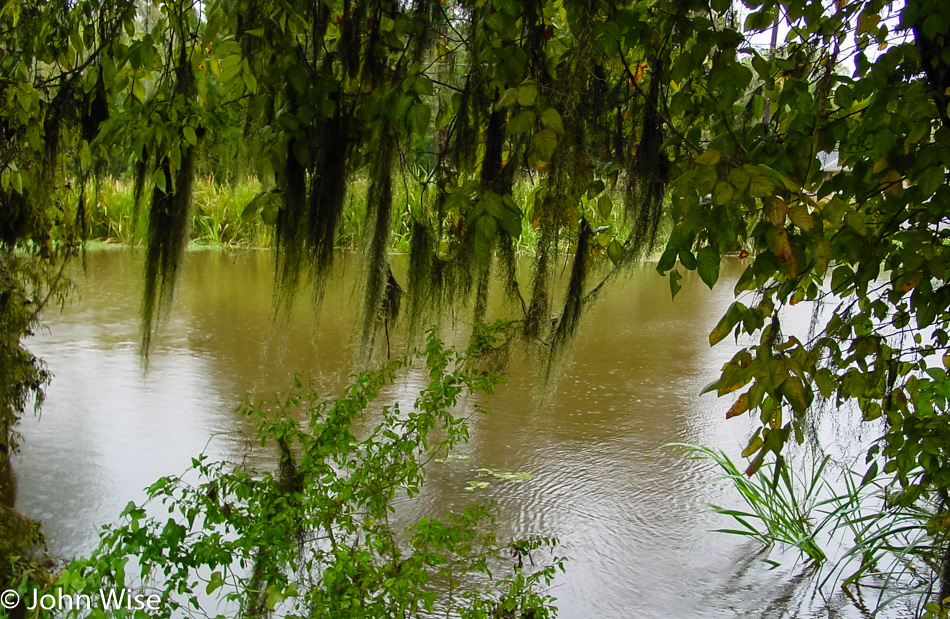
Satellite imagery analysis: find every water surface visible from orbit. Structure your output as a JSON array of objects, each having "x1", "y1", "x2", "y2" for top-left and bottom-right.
[{"x1": 14, "y1": 249, "x2": 886, "y2": 618}]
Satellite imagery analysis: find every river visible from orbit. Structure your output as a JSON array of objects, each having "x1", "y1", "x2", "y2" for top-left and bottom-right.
[{"x1": 11, "y1": 249, "x2": 894, "y2": 618}]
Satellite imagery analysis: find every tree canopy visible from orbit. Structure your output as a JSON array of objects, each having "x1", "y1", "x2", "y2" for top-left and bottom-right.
[{"x1": 3, "y1": 0, "x2": 950, "y2": 609}]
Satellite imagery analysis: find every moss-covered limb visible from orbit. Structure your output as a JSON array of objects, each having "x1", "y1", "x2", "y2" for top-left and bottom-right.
[
  {"x1": 497, "y1": 230, "x2": 526, "y2": 314},
  {"x1": 0, "y1": 254, "x2": 57, "y2": 593},
  {"x1": 0, "y1": 503, "x2": 49, "y2": 590},
  {"x1": 521, "y1": 0, "x2": 597, "y2": 344},
  {"x1": 471, "y1": 257, "x2": 491, "y2": 329},
  {"x1": 0, "y1": 251, "x2": 56, "y2": 458},
  {"x1": 522, "y1": 223, "x2": 554, "y2": 342}
]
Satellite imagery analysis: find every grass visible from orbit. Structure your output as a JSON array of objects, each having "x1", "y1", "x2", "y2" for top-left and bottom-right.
[
  {"x1": 86, "y1": 177, "x2": 273, "y2": 248},
  {"x1": 679, "y1": 444, "x2": 833, "y2": 565},
  {"x1": 680, "y1": 443, "x2": 950, "y2": 616},
  {"x1": 84, "y1": 174, "x2": 665, "y2": 259}
]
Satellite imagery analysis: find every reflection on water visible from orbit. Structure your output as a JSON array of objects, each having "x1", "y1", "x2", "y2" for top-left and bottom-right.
[{"x1": 14, "y1": 249, "x2": 889, "y2": 618}]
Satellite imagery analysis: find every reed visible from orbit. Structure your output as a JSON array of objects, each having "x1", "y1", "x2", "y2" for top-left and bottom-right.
[
  {"x1": 678, "y1": 444, "x2": 833, "y2": 565},
  {"x1": 680, "y1": 443, "x2": 948, "y2": 616}
]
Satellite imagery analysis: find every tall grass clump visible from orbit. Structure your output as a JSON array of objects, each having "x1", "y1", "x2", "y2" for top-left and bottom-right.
[
  {"x1": 87, "y1": 177, "x2": 273, "y2": 247},
  {"x1": 682, "y1": 444, "x2": 950, "y2": 617},
  {"x1": 680, "y1": 444, "x2": 832, "y2": 565},
  {"x1": 85, "y1": 174, "x2": 664, "y2": 261},
  {"x1": 87, "y1": 181, "x2": 139, "y2": 242},
  {"x1": 191, "y1": 179, "x2": 272, "y2": 247}
]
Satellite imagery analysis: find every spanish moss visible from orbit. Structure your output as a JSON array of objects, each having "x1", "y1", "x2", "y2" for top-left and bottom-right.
[
  {"x1": 140, "y1": 35, "x2": 197, "y2": 355},
  {"x1": 626, "y1": 57, "x2": 669, "y2": 254},
  {"x1": 359, "y1": 135, "x2": 396, "y2": 360},
  {"x1": 273, "y1": 96, "x2": 309, "y2": 315},
  {"x1": 551, "y1": 217, "x2": 592, "y2": 350},
  {"x1": 306, "y1": 104, "x2": 350, "y2": 305},
  {"x1": 405, "y1": 220, "x2": 435, "y2": 341}
]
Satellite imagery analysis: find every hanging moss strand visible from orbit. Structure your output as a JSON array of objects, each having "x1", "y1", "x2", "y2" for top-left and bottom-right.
[
  {"x1": 140, "y1": 16, "x2": 198, "y2": 355},
  {"x1": 359, "y1": 135, "x2": 397, "y2": 360}
]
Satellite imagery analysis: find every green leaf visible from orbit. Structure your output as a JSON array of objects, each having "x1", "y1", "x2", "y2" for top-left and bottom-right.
[
  {"x1": 608, "y1": 240, "x2": 624, "y2": 266},
  {"x1": 712, "y1": 181, "x2": 734, "y2": 206},
  {"x1": 756, "y1": 164, "x2": 800, "y2": 192},
  {"x1": 741, "y1": 432, "x2": 764, "y2": 458},
  {"x1": 726, "y1": 168, "x2": 749, "y2": 195},
  {"x1": 9, "y1": 170, "x2": 23, "y2": 195},
  {"x1": 485, "y1": 12, "x2": 509, "y2": 32},
  {"x1": 243, "y1": 59, "x2": 258, "y2": 94},
  {"x1": 183, "y1": 126, "x2": 198, "y2": 147},
  {"x1": 696, "y1": 166, "x2": 717, "y2": 195},
  {"x1": 679, "y1": 248, "x2": 697, "y2": 270},
  {"x1": 481, "y1": 191, "x2": 504, "y2": 218},
  {"x1": 822, "y1": 196, "x2": 846, "y2": 226},
  {"x1": 918, "y1": 164, "x2": 945, "y2": 198},
  {"x1": 414, "y1": 76, "x2": 433, "y2": 96},
  {"x1": 408, "y1": 104, "x2": 431, "y2": 136},
  {"x1": 500, "y1": 210, "x2": 522, "y2": 238},
  {"x1": 540, "y1": 107, "x2": 564, "y2": 134},
  {"x1": 517, "y1": 84, "x2": 539, "y2": 107},
  {"x1": 499, "y1": 88, "x2": 518, "y2": 107},
  {"x1": 656, "y1": 245, "x2": 678, "y2": 274},
  {"x1": 858, "y1": 11, "x2": 881, "y2": 35},
  {"x1": 813, "y1": 238, "x2": 831, "y2": 276},
  {"x1": 709, "y1": 302, "x2": 742, "y2": 346},
  {"x1": 265, "y1": 584, "x2": 284, "y2": 610},
  {"x1": 668, "y1": 268, "x2": 682, "y2": 298},
  {"x1": 814, "y1": 369, "x2": 835, "y2": 398},
  {"x1": 695, "y1": 149, "x2": 721, "y2": 165},
  {"x1": 152, "y1": 167, "x2": 166, "y2": 193},
  {"x1": 206, "y1": 571, "x2": 225, "y2": 595},
  {"x1": 697, "y1": 246, "x2": 720, "y2": 289},
  {"x1": 531, "y1": 128, "x2": 557, "y2": 163},
  {"x1": 596, "y1": 195, "x2": 613, "y2": 219},
  {"x1": 751, "y1": 54, "x2": 771, "y2": 81},
  {"x1": 132, "y1": 78, "x2": 146, "y2": 102},
  {"x1": 787, "y1": 204, "x2": 813, "y2": 231},
  {"x1": 845, "y1": 211, "x2": 867, "y2": 236},
  {"x1": 780, "y1": 376, "x2": 810, "y2": 415},
  {"x1": 747, "y1": 169, "x2": 775, "y2": 199},
  {"x1": 27, "y1": 123, "x2": 42, "y2": 152},
  {"x1": 79, "y1": 141, "x2": 92, "y2": 169},
  {"x1": 391, "y1": 94, "x2": 413, "y2": 122},
  {"x1": 219, "y1": 54, "x2": 243, "y2": 84},
  {"x1": 506, "y1": 109, "x2": 535, "y2": 137}
]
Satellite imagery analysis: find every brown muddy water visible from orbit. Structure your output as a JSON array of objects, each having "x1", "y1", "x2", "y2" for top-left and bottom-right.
[{"x1": 12, "y1": 249, "x2": 894, "y2": 618}]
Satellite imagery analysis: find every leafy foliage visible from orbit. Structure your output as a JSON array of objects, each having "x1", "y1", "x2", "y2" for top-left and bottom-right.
[{"x1": 34, "y1": 329, "x2": 564, "y2": 618}]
